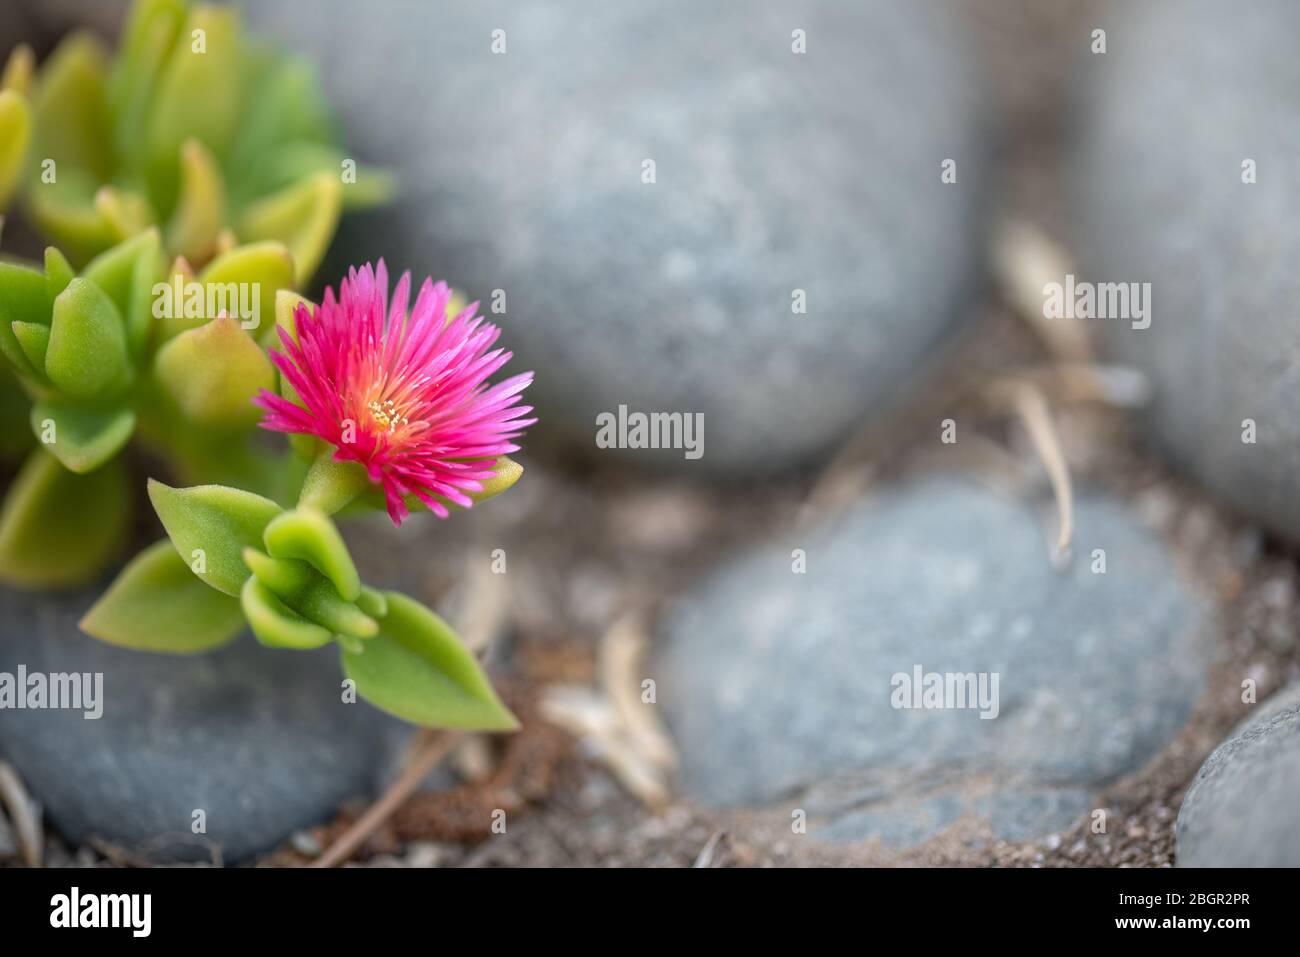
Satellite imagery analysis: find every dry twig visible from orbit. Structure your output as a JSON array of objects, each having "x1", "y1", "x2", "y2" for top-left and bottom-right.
[
  {"x1": 0, "y1": 761, "x2": 42, "y2": 867},
  {"x1": 310, "y1": 730, "x2": 463, "y2": 868},
  {"x1": 541, "y1": 613, "x2": 677, "y2": 807}
]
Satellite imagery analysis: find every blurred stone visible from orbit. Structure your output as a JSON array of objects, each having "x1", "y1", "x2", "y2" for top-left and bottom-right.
[
  {"x1": 0, "y1": 585, "x2": 409, "y2": 864},
  {"x1": 1073, "y1": 0, "x2": 1300, "y2": 540},
  {"x1": 659, "y1": 478, "x2": 1211, "y2": 846},
  {"x1": 245, "y1": 0, "x2": 991, "y2": 475},
  {"x1": 1177, "y1": 682, "x2": 1300, "y2": 867}
]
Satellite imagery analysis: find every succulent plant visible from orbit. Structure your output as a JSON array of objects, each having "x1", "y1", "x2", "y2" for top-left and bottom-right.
[
  {"x1": 0, "y1": 45, "x2": 33, "y2": 214},
  {"x1": 0, "y1": 0, "x2": 526, "y2": 734},
  {"x1": 20, "y1": 0, "x2": 392, "y2": 283},
  {"x1": 79, "y1": 467, "x2": 521, "y2": 729},
  {"x1": 77, "y1": 263, "x2": 535, "y2": 731},
  {"x1": 0, "y1": 228, "x2": 298, "y2": 587}
]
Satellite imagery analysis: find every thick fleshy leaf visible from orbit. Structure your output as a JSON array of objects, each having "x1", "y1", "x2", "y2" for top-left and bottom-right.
[
  {"x1": 356, "y1": 585, "x2": 388, "y2": 620},
  {"x1": 270, "y1": 287, "x2": 308, "y2": 343},
  {"x1": 154, "y1": 315, "x2": 274, "y2": 428},
  {"x1": 45, "y1": 277, "x2": 132, "y2": 397},
  {"x1": 290, "y1": 573, "x2": 377, "y2": 639},
  {"x1": 196, "y1": 240, "x2": 294, "y2": 338},
  {"x1": 10, "y1": 321, "x2": 49, "y2": 371},
  {"x1": 110, "y1": 0, "x2": 188, "y2": 173},
  {"x1": 153, "y1": 254, "x2": 200, "y2": 342},
  {"x1": 237, "y1": 172, "x2": 341, "y2": 286},
  {"x1": 147, "y1": 6, "x2": 242, "y2": 213},
  {"x1": 0, "y1": 261, "x2": 50, "y2": 378},
  {"x1": 29, "y1": 33, "x2": 112, "y2": 181},
  {"x1": 44, "y1": 246, "x2": 76, "y2": 300},
  {"x1": 0, "y1": 88, "x2": 30, "y2": 211},
  {"x1": 81, "y1": 227, "x2": 163, "y2": 319},
  {"x1": 0, "y1": 450, "x2": 129, "y2": 588},
  {"x1": 255, "y1": 141, "x2": 396, "y2": 211},
  {"x1": 93, "y1": 185, "x2": 155, "y2": 241},
  {"x1": 1, "y1": 44, "x2": 34, "y2": 95},
  {"x1": 126, "y1": 228, "x2": 166, "y2": 355},
  {"x1": 297, "y1": 452, "x2": 370, "y2": 515},
  {"x1": 240, "y1": 576, "x2": 332, "y2": 650},
  {"x1": 240, "y1": 546, "x2": 311, "y2": 597},
  {"x1": 81, "y1": 539, "x2": 245, "y2": 653},
  {"x1": 30, "y1": 399, "x2": 135, "y2": 473},
  {"x1": 0, "y1": 261, "x2": 49, "y2": 324},
  {"x1": 262, "y1": 507, "x2": 360, "y2": 602},
  {"x1": 0, "y1": 364, "x2": 35, "y2": 463},
  {"x1": 148, "y1": 479, "x2": 283, "y2": 596},
  {"x1": 342, "y1": 591, "x2": 517, "y2": 731},
  {"x1": 227, "y1": 54, "x2": 333, "y2": 176},
  {"x1": 24, "y1": 171, "x2": 119, "y2": 266},
  {"x1": 166, "y1": 138, "x2": 226, "y2": 264},
  {"x1": 474, "y1": 456, "x2": 524, "y2": 502}
]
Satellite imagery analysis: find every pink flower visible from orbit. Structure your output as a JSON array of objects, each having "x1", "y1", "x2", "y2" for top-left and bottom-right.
[{"x1": 255, "y1": 262, "x2": 535, "y2": 525}]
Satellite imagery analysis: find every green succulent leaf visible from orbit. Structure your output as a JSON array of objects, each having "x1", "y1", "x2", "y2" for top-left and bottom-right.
[
  {"x1": 257, "y1": 141, "x2": 396, "y2": 211},
  {"x1": 268, "y1": 286, "x2": 308, "y2": 348},
  {"x1": 474, "y1": 456, "x2": 524, "y2": 502},
  {"x1": 44, "y1": 246, "x2": 76, "y2": 300},
  {"x1": 45, "y1": 277, "x2": 133, "y2": 398},
  {"x1": 342, "y1": 591, "x2": 518, "y2": 731},
  {"x1": 146, "y1": 5, "x2": 242, "y2": 212},
  {"x1": 356, "y1": 585, "x2": 388, "y2": 619},
  {"x1": 2, "y1": 43, "x2": 34, "y2": 95},
  {"x1": 29, "y1": 33, "x2": 112, "y2": 181},
  {"x1": 262, "y1": 507, "x2": 360, "y2": 602},
  {"x1": 94, "y1": 185, "x2": 156, "y2": 242},
  {"x1": 24, "y1": 171, "x2": 120, "y2": 267},
  {"x1": 154, "y1": 315, "x2": 274, "y2": 428},
  {"x1": 20, "y1": 0, "x2": 391, "y2": 282},
  {"x1": 147, "y1": 479, "x2": 283, "y2": 596},
  {"x1": 242, "y1": 544, "x2": 372, "y2": 642},
  {"x1": 0, "y1": 449, "x2": 129, "y2": 588},
  {"x1": 297, "y1": 451, "x2": 371, "y2": 515},
  {"x1": 228, "y1": 54, "x2": 333, "y2": 174},
  {"x1": 10, "y1": 321, "x2": 49, "y2": 371},
  {"x1": 240, "y1": 576, "x2": 332, "y2": 650},
  {"x1": 109, "y1": 0, "x2": 187, "y2": 171},
  {"x1": 81, "y1": 226, "x2": 163, "y2": 319},
  {"x1": 0, "y1": 364, "x2": 36, "y2": 463},
  {"x1": 0, "y1": 261, "x2": 51, "y2": 378},
  {"x1": 196, "y1": 239, "x2": 294, "y2": 338},
  {"x1": 290, "y1": 573, "x2": 378, "y2": 640},
  {"x1": 0, "y1": 88, "x2": 30, "y2": 212},
  {"x1": 80, "y1": 538, "x2": 245, "y2": 653},
  {"x1": 165, "y1": 138, "x2": 226, "y2": 264},
  {"x1": 240, "y1": 546, "x2": 311, "y2": 596},
  {"x1": 237, "y1": 172, "x2": 341, "y2": 286},
  {"x1": 1, "y1": 260, "x2": 54, "y2": 324},
  {"x1": 30, "y1": 399, "x2": 135, "y2": 474}
]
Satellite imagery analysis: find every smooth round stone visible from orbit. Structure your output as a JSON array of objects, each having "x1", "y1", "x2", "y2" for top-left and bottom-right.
[
  {"x1": 0, "y1": 585, "x2": 408, "y2": 864},
  {"x1": 245, "y1": 0, "x2": 991, "y2": 475},
  {"x1": 1177, "y1": 683, "x2": 1300, "y2": 867},
  {"x1": 658, "y1": 479, "x2": 1211, "y2": 846},
  {"x1": 1073, "y1": 0, "x2": 1300, "y2": 539}
]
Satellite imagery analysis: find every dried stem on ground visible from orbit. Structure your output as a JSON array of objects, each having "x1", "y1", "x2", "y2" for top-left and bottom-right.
[
  {"x1": 310, "y1": 730, "x2": 463, "y2": 868},
  {"x1": 541, "y1": 613, "x2": 678, "y2": 807},
  {"x1": 0, "y1": 761, "x2": 42, "y2": 867}
]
